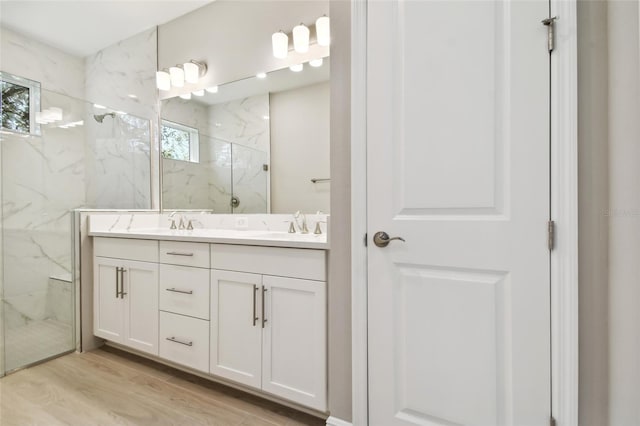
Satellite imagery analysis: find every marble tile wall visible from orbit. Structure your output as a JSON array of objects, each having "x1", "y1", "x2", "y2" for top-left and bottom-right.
[
  {"x1": 0, "y1": 27, "x2": 85, "y2": 99},
  {"x1": 85, "y1": 27, "x2": 158, "y2": 210},
  {"x1": 209, "y1": 94, "x2": 270, "y2": 153}
]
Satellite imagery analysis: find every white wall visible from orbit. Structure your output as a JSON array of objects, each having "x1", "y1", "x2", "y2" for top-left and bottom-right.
[
  {"x1": 607, "y1": 1, "x2": 640, "y2": 425},
  {"x1": 577, "y1": 1, "x2": 609, "y2": 424},
  {"x1": 270, "y1": 82, "x2": 330, "y2": 214}
]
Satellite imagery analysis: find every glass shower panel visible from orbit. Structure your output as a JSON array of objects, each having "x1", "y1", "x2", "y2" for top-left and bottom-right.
[
  {"x1": 231, "y1": 143, "x2": 268, "y2": 213},
  {"x1": 162, "y1": 135, "x2": 232, "y2": 212},
  {"x1": 0, "y1": 89, "x2": 83, "y2": 372},
  {"x1": 85, "y1": 109, "x2": 152, "y2": 209}
]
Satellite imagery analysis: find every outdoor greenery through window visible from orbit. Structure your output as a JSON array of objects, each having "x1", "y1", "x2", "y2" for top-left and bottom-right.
[
  {"x1": 1, "y1": 72, "x2": 40, "y2": 135},
  {"x1": 161, "y1": 120, "x2": 199, "y2": 162}
]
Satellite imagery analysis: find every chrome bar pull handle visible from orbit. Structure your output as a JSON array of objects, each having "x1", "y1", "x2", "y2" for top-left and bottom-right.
[
  {"x1": 166, "y1": 251, "x2": 194, "y2": 257},
  {"x1": 165, "y1": 288, "x2": 193, "y2": 295},
  {"x1": 262, "y1": 286, "x2": 268, "y2": 328},
  {"x1": 252, "y1": 285, "x2": 259, "y2": 326},
  {"x1": 165, "y1": 337, "x2": 193, "y2": 347},
  {"x1": 120, "y1": 268, "x2": 127, "y2": 298},
  {"x1": 373, "y1": 231, "x2": 406, "y2": 248},
  {"x1": 115, "y1": 267, "x2": 120, "y2": 298}
]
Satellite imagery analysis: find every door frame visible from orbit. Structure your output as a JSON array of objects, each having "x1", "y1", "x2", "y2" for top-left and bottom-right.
[{"x1": 349, "y1": 0, "x2": 579, "y2": 425}]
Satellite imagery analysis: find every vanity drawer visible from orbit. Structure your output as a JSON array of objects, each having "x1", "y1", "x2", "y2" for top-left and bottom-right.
[
  {"x1": 94, "y1": 237, "x2": 158, "y2": 263},
  {"x1": 211, "y1": 244, "x2": 326, "y2": 281},
  {"x1": 159, "y1": 311, "x2": 209, "y2": 373},
  {"x1": 160, "y1": 241, "x2": 210, "y2": 268},
  {"x1": 159, "y1": 264, "x2": 210, "y2": 320}
]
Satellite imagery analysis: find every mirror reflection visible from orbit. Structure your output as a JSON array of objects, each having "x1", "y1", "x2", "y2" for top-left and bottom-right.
[{"x1": 160, "y1": 59, "x2": 330, "y2": 214}]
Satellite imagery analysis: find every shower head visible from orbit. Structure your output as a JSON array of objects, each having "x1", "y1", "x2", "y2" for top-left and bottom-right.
[{"x1": 93, "y1": 112, "x2": 116, "y2": 123}]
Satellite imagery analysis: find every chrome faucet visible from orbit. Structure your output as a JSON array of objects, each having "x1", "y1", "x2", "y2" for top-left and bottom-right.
[
  {"x1": 168, "y1": 212, "x2": 186, "y2": 230},
  {"x1": 293, "y1": 211, "x2": 309, "y2": 234}
]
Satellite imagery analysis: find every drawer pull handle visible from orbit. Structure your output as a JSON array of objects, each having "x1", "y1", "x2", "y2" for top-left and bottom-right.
[
  {"x1": 166, "y1": 337, "x2": 193, "y2": 347},
  {"x1": 252, "y1": 285, "x2": 258, "y2": 326},
  {"x1": 165, "y1": 288, "x2": 193, "y2": 295},
  {"x1": 262, "y1": 286, "x2": 268, "y2": 328},
  {"x1": 166, "y1": 252, "x2": 194, "y2": 257}
]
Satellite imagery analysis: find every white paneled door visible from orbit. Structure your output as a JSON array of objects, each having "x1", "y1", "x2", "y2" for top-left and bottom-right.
[{"x1": 367, "y1": 0, "x2": 551, "y2": 425}]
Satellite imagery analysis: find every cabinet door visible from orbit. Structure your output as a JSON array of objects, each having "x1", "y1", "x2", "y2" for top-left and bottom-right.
[
  {"x1": 122, "y1": 260, "x2": 159, "y2": 355},
  {"x1": 262, "y1": 276, "x2": 326, "y2": 411},
  {"x1": 94, "y1": 257, "x2": 124, "y2": 343},
  {"x1": 210, "y1": 269, "x2": 262, "y2": 389}
]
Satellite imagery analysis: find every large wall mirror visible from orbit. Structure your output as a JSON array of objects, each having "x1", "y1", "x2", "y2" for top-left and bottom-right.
[{"x1": 160, "y1": 58, "x2": 330, "y2": 214}]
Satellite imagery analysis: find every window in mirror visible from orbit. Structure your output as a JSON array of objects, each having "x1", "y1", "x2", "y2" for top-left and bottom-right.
[
  {"x1": 0, "y1": 71, "x2": 41, "y2": 135},
  {"x1": 161, "y1": 119, "x2": 199, "y2": 162}
]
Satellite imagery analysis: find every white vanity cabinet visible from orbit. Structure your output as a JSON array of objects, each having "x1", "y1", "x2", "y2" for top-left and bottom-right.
[
  {"x1": 158, "y1": 241, "x2": 210, "y2": 373},
  {"x1": 93, "y1": 238, "x2": 159, "y2": 356},
  {"x1": 210, "y1": 244, "x2": 327, "y2": 411}
]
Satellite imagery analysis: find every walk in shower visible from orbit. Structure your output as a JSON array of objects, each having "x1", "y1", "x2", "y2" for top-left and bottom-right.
[{"x1": 0, "y1": 73, "x2": 152, "y2": 375}]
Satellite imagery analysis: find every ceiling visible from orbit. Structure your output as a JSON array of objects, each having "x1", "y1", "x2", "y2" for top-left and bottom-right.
[{"x1": 0, "y1": 1, "x2": 215, "y2": 57}]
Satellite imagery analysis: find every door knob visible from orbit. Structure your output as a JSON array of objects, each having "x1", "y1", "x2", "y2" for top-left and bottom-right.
[{"x1": 373, "y1": 231, "x2": 405, "y2": 247}]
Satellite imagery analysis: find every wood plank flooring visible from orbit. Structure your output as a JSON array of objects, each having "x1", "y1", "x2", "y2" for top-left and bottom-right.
[{"x1": 0, "y1": 346, "x2": 326, "y2": 426}]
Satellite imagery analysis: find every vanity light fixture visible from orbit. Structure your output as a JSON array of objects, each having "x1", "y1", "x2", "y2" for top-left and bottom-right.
[
  {"x1": 183, "y1": 60, "x2": 207, "y2": 84},
  {"x1": 205, "y1": 86, "x2": 219, "y2": 93},
  {"x1": 289, "y1": 63, "x2": 304, "y2": 72},
  {"x1": 192, "y1": 89, "x2": 205, "y2": 97},
  {"x1": 169, "y1": 66, "x2": 185, "y2": 87},
  {"x1": 256, "y1": 72, "x2": 267, "y2": 79},
  {"x1": 316, "y1": 15, "x2": 330, "y2": 46},
  {"x1": 309, "y1": 58, "x2": 323, "y2": 67},
  {"x1": 293, "y1": 23, "x2": 310, "y2": 53},
  {"x1": 156, "y1": 70, "x2": 171, "y2": 91},
  {"x1": 272, "y1": 30, "x2": 289, "y2": 59},
  {"x1": 179, "y1": 92, "x2": 191, "y2": 100}
]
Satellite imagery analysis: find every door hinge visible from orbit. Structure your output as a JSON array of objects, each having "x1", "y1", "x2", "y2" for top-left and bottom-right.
[
  {"x1": 548, "y1": 220, "x2": 555, "y2": 251},
  {"x1": 550, "y1": 415, "x2": 557, "y2": 426},
  {"x1": 542, "y1": 16, "x2": 558, "y2": 52}
]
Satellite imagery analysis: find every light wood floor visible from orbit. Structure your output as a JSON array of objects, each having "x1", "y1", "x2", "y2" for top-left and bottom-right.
[{"x1": 0, "y1": 346, "x2": 326, "y2": 426}]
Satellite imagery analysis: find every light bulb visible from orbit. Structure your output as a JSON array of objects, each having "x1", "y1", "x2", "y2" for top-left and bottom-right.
[
  {"x1": 272, "y1": 31, "x2": 289, "y2": 59},
  {"x1": 293, "y1": 23, "x2": 310, "y2": 53},
  {"x1": 169, "y1": 66, "x2": 185, "y2": 87},
  {"x1": 183, "y1": 62, "x2": 199, "y2": 84},
  {"x1": 156, "y1": 70, "x2": 171, "y2": 91},
  {"x1": 289, "y1": 63, "x2": 303, "y2": 72},
  {"x1": 316, "y1": 16, "x2": 330, "y2": 46},
  {"x1": 205, "y1": 86, "x2": 219, "y2": 93},
  {"x1": 192, "y1": 90, "x2": 205, "y2": 96},
  {"x1": 309, "y1": 58, "x2": 323, "y2": 67},
  {"x1": 179, "y1": 93, "x2": 191, "y2": 100},
  {"x1": 256, "y1": 72, "x2": 267, "y2": 79}
]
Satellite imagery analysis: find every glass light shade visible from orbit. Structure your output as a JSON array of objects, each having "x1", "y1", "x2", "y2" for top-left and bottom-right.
[
  {"x1": 309, "y1": 58, "x2": 323, "y2": 67},
  {"x1": 179, "y1": 93, "x2": 191, "y2": 100},
  {"x1": 183, "y1": 62, "x2": 199, "y2": 84},
  {"x1": 293, "y1": 23, "x2": 310, "y2": 53},
  {"x1": 316, "y1": 16, "x2": 330, "y2": 46},
  {"x1": 169, "y1": 66, "x2": 185, "y2": 87},
  {"x1": 289, "y1": 63, "x2": 303, "y2": 72},
  {"x1": 272, "y1": 31, "x2": 289, "y2": 59},
  {"x1": 205, "y1": 86, "x2": 219, "y2": 93},
  {"x1": 156, "y1": 70, "x2": 171, "y2": 91},
  {"x1": 192, "y1": 89, "x2": 205, "y2": 96}
]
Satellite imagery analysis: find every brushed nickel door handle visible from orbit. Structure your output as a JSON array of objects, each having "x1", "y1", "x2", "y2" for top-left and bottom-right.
[
  {"x1": 262, "y1": 286, "x2": 268, "y2": 328},
  {"x1": 120, "y1": 268, "x2": 127, "y2": 298},
  {"x1": 252, "y1": 285, "x2": 259, "y2": 326},
  {"x1": 373, "y1": 231, "x2": 405, "y2": 248}
]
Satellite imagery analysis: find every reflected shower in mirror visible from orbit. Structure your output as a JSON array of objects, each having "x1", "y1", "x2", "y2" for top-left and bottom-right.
[{"x1": 160, "y1": 58, "x2": 330, "y2": 214}]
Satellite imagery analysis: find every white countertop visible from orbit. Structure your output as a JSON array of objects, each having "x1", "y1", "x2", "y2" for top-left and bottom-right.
[{"x1": 88, "y1": 214, "x2": 329, "y2": 250}]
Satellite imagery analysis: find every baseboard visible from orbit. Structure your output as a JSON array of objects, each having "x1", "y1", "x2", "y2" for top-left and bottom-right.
[{"x1": 326, "y1": 416, "x2": 353, "y2": 426}]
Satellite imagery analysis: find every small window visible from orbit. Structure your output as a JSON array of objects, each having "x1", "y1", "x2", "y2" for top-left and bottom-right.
[
  {"x1": 0, "y1": 72, "x2": 41, "y2": 135},
  {"x1": 161, "y1": 119, "x2": 199, "y2": 162}
]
